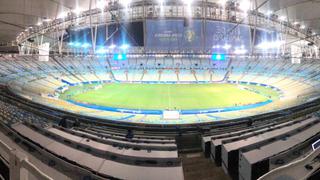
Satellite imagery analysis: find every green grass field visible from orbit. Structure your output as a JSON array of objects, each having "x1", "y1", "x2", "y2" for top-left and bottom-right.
[{"x1": 59, "y1": 83, "x2": 280, "y2": 110}]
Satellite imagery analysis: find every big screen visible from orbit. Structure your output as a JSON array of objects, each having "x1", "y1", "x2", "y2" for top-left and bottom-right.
[
  {"x1": 205, "y1": 21, "x2": 251, "y2": 51},
  {"x1": 146, "y1": 19, "x2": 203, "y2": 51}
]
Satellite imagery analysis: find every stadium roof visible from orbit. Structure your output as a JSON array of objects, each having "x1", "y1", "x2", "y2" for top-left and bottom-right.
[{"x1": 0, "y1": 0, "x2": 319, "y2": 43}]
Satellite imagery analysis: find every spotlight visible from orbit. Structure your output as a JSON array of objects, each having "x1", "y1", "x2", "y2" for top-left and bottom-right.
[
  {"x1": 218, "y1": 0, "x2": 227, "y2": 6},
  {"x1": 72, "y1": 8, "x2": 83, "y2": 15},
  {"x1": 119, "y1": 0, "x2": 132, "y2": 7},
  {"x1": 82, "y1": 43, "x2": 91, "y2": 48},
  {"x1": 212, "y1": 54, "x2": 226, "y2": 61},
  {"x1": 113, "y1": 53, "x2": 127, "y2": 61},
  {"x1": 96, "y1": 47, "x2": 107, "y2": 54},
  {"x1": 74, "y1": 42, "x2": 81, "y2": 47},
  {"x1": 234, "y1": 48, "x2": 247, "y2": 54},
  {"x1": 266, "y1": 11, "x2": 273, "y2": 16},
  {"x1": 223, "y1": 44, "x2": 231, "y2": 50},
  {"x1": 58, "y1": 12, "x2": 68, "y2": 19},
  {"x1": 158, "y1": 0, "x2": 165, "y2": 5},
  {"x1": 120, "y1": 44, "x2": 130, "y2": 50},
  {"x1": 257, "y1": 40, "x2": 285, "y2": 49},
  {"x1": 97, "y1": 0, "x2": 107, "y2": 11},
  {"x1": 279, "y1": 16, "x2": 286, "y2": 21},
  {"x1": 183, "y1": 0, "x2": 193, "y2": 5},
  {"x1": 108, "y1": 44, "x2": 116, "y2": 49},
  {"x1": 239, "y1": 0, "x2": 251, "y2": 12}
]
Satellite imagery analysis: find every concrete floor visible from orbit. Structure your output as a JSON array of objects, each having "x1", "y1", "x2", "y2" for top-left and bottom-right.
[{"x1": 181, "y1": 152, "x2": 231, "y2": 180}]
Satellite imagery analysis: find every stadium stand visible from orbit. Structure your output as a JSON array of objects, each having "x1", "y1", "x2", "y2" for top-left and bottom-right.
[
  {"x1": 0, "y1": 98, "x2": 184, "y2": 179},
  {"x1": 221, "y1": 117, "x2": 320, "y2": 179},
  {"x1": 238, "y1": 120, "x2": 320, "y2": 180},
  {"x1": 258, "y1": 148, "x2": 320, "y2": 180},
  {"x1": 1, "y1": 84, "x2": 320, "y2": 179},
  {"x1": 0, "y1": 56, "x2": 319, "y2": 124}
]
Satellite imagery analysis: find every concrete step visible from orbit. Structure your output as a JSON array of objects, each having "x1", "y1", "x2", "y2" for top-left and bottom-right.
[{"x1": 181, "y1": 152, "x2": 231, "y2": 180}]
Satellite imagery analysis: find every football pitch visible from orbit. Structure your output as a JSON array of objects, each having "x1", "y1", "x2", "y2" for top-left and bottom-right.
[{"x1": 59, "y1": 83, "x2": 280, "y2": 110}]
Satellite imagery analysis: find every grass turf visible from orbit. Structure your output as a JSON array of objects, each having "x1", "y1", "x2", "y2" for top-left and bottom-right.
[{"x1": 60, "y1": 83, "x2": 280, "y2": 110}]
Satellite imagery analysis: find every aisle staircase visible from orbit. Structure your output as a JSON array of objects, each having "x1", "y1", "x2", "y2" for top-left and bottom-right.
[
  {"x1": 222, "y1": 59, "x2": 234, "y2": 82},
  {"x1": 140, "y1": 70, "x2": 146, "y2": 81},
  {"x1": 176, "y1": 69, "x2": 180, "y2": 82},
  {"x1": 210, "y1": 70, "x2": 213, "y2": 82},
  {"x1": 125, "y1": 70, "x2": 128, "y2": 81},
  {"x1": 192, "y1": 70, "x2": 198, "y2": 82},
  {"x1": 158, "y1": 70, "x2": 162, "y2": 81}
]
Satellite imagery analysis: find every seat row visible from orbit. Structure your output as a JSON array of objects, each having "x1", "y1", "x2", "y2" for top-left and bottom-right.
[{"x1": 202, "y1": 113, "x2": 320, "y2": 180}]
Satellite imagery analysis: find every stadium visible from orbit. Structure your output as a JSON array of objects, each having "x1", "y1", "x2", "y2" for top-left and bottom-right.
[{"x1": 0, "y1": 0, "x2": 320, "y2": 180}]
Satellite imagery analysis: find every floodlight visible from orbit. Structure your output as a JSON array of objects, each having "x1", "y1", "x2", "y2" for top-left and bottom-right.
[
  {"x1": 97, "y1": 0, "x2": 107, "y2": 11},
  {"x1": 113, "y1": 53, "x2": 127, "y2": 60},
  {"x1": 223, "y1": 44, "x2": 231, "y2": 50},
  {"x1": 72, "y1": 8, "x2": 83, "y2": 15},
  {"x1": 184, "y1": 0, "x2": 193, "y2": 5},
  {"x1": 119, "y1": 0, "x2": 132, "y2": 7},
  {"x1": 266, "y1": 10, "x2": 273, "y2": 16},
  {"x1": 74, "y1": 42, "x2": 81, "y2": 47},
  {"x1": 158, "y1": 0, "x2": 165, "y2": 5},
  {"x1": 218, "y1": 0, "x2": 227, "y2": 6},
  {"x1": 82, "y1": 43, "x2": 91, "y2": 48},
  {"x1": 108, "y1": 44, "x2": 116, "y2": 49},
  {"x1": 57, "y1": 12, "x2": 68, "y2": 19},
  {"x1": 279, "y1": 16, "x2": 286, "y2": 21},
  {"x1": 239, "y1": 0, "x2": 251, "y2": 12},
  {"x1": 257, "y1": 40, "x2": 284, "y2": 49},
  {"x1": 234, "y1": 48, "x2": 247, "y2": 54},
  {"x1": 96, "y1": 47, "x2": 107, "y2": 54},
  {"x1": 120, "y1": 44, "x2": 130, "y2": 50},
  {"x1": 212, "y1": 54, "x2": 226, "y2": 61}
]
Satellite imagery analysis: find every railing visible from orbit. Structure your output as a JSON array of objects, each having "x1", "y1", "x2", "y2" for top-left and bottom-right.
[
  {"x1": 0, "y1": 140, "x2": 53, "y2": 180},
  {"x1": 258, "y1": 148, "x2": 320, "y2": 180}
]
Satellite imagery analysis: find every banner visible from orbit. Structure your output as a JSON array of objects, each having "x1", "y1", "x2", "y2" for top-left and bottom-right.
[
  {"x1": 205, "y1": 21, "x2": 251, "y2": 51},
  {"x1": 253, "y1": 28, "x2": 280, "y2": 45},
  {"x1": 106, "y1": 22, "x2": 144, "y2": 46},
  {"x1": 146, "y1": 19, "x2": 203, "y2": 51}
]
